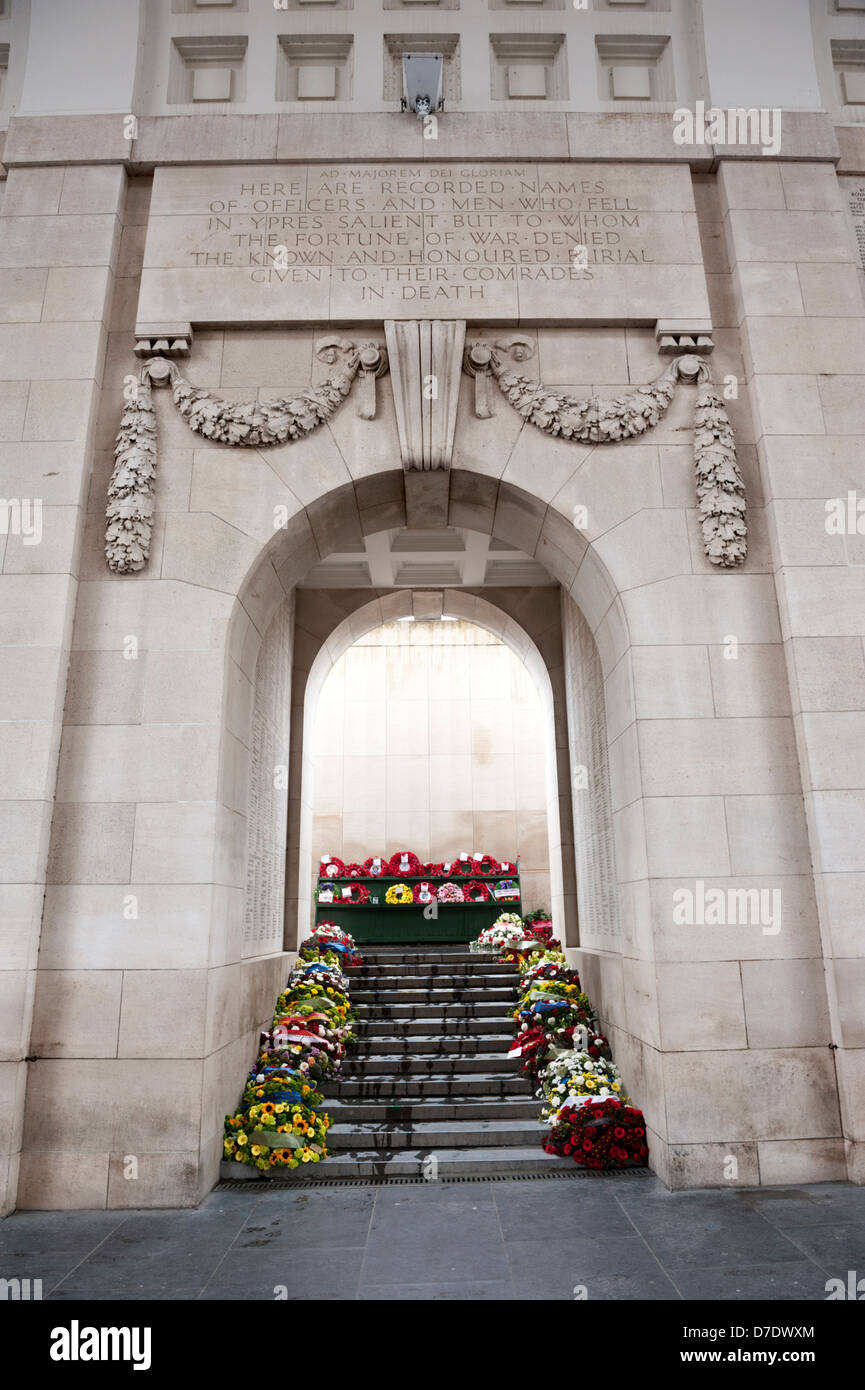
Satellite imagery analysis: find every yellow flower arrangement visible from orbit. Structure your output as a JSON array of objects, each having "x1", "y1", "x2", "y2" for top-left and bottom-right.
[{"x1": 385, "y1": 883, "x2": 413, "y2": 904}]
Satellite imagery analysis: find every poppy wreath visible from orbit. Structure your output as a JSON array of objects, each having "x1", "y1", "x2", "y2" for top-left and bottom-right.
[
  {"x1": 423, "y1": 862, "x2": 444, "y2": 878},
  {"x1": 337, "y1": 882, "x2": 370, "y2": 905},
  {"x1": 544, "y1": 1098, "x2": 649, "y2": 1169},
  {"x1": 319, "y1": 856, "x2": 346, "y2": 879},
  {"x1": 343, "y1": 862, "x2": 366, "y2": 878},
  {"x1": 385, "y1": 882, "x2": 414, "y2": 904},
  {"x1": 412, "y1": 881, "x2": 437, "y2": 904},
  {"x1": 473, "y1": 854, "x2": 501, "y2": 876},
  {"x1": 444, "y1": 857, "x2": 474, "y2": 877},
  {"x1": 387, "y1": 850, "x2": 422, "y2": 877},
  {"x1": 462, "y1": 879, "x2": 492, "y2": 903},
  {"x1": 362, "y1": 855, "x2": 388, "y2": 877},
  {"x1": 497, "y1": 860, "x2": 518, "y2": 875}
]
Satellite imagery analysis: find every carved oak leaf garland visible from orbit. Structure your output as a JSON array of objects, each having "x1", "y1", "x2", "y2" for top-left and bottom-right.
[
  {"x1": 480, "y1": 349, "x2": 747, "y2": 568},
  {"x1": 105, "y1": 348, "x2": 367, "y2": 574},
  {"x1": 105, "y1": 370, "x2": 158, "y2": 575}
]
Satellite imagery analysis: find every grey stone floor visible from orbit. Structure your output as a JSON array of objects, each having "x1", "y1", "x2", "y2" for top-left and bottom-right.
[{"x1": 2, "y1": 1173, "x2": 864, "y2": 1301}]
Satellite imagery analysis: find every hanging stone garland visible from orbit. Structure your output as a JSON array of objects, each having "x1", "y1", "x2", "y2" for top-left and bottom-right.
[
  {"x1": 105, "y1": 341, "x2": 387, "y2": 575},
  {"x1": 464, "y1": 344, "x2": 747, "y2": 569}
]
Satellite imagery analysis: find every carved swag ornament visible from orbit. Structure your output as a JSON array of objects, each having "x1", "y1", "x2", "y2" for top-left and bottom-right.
[
  {"x1": 105, "y1": 338, "x2": 387, "y2": 574},
  {"x1": 106, "y1": 327, "x2": 745, "y2": 574},
  {"x1": 465, "y1": 340, "x2": 746, "y2": 569}
]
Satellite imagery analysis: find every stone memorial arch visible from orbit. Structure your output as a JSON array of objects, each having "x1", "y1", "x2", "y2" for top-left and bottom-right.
[{"x1": 2, "y1": 135, "x2": 861, "y2": 1212}]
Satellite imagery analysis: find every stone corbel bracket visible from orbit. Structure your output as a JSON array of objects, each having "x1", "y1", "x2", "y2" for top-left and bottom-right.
[
  {"x1": 385, "y1": 319, "x2": 466, "y2": 470},
  {"x1": 655, "y1": 319, "x2": 714, "y2": 355},
  {"x1": 133, "y1": 322, "x2": 193, "y2": 358}
]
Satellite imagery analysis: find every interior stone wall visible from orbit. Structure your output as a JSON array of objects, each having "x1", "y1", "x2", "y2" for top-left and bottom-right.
[{"x1": 310, "y1": 617, "x2": 552, "y2": 911}]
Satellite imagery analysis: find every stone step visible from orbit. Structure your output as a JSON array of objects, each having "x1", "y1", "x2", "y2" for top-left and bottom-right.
[
  {"x1": 351, "y1": 1034, "x2": 513, "y2": 1056},
  {"x1": 220, "y1": 1147, "x2": 576, "y2": 1182},
  {"x1": 350, "y1": 988, "x2": 514, "y2": 1006},
  {"x1": 353, "y1": 1003, "x2": 513, "y2": 1021},
  {"x1": 327, "y1": 1118, "x2": 551, "y2": 1151},
  {"x1": 341, "y1": 1052, "x2": 517, "y2": 1076},
  {"x1": 322, "y1": 1097, "x2": 538, "y2": 1123},
  {"x1": 334, "y1": 1073, "x2": 531, "y2": 1099},
  {"x1": 354, "y1": 1017, "x2": 510, "y2": 1037},
  {"x1": 354, "y1": 951, "x2": 499, "y2": 967},
  {"x1": 346, "y1": 965, "x2": 518, "y2": 981}
]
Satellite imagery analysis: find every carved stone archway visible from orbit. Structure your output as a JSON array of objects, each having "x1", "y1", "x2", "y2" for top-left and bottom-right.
[{"x1": 286, "y1": 585, "x2": 576, "y2": 949}]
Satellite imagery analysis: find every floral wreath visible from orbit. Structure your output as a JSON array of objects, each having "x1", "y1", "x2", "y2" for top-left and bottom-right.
[
  {"x1": 362, "y1": 855, "x2": 388, "y2": 876},
  {"x1": 423, "y1": 862, "x2": 444, "y2": 878},
  {"x1": 462, "y1": 880, "x2": 492, "y2": 903},
  {"x1": 319, "y1": 856, "x2": 345, "y2": 879},
  {"x1": 443, "y1": 856, "x2": 473, "y2": 876},
  {"x1": 473, "y1": 854, "x2": 501, "y2": 876},
  {"x1": 437, "y1": 882, "x2": 464, "y2": 903},
  {"x1": 343, "y1": 862, "x2": 366, "y2": 878},
  {"x1": 385, "y1": 883, "x2": 414, "y2": 904},
  {"x1": 338, "y1": 882, "x2": 369, "y2": 905},
  {"x1": 388, "y1": 850, "x2": 422, "y2": 877},
  {"x1": 412, "y1": 881, "x2": 437, "y2": 903}
]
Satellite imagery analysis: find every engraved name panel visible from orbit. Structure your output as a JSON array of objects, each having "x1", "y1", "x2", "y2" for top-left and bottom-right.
[{"x1": 138, "y1": 161, "x2": 709, "y2": 324}]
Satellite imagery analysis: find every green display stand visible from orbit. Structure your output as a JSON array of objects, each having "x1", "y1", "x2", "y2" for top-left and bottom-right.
[{"x1": 314, "y1": 869, "x2": 522, "y2": 943}]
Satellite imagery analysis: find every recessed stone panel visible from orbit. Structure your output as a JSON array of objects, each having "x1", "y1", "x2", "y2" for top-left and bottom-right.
[{"x1": 137, "y1": 160, "x2": 708, "y2": 324}]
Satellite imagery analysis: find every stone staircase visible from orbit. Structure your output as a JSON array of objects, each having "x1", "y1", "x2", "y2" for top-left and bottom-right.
[{"x1": 318, "y1": 943, "x2": 574, "y2": 1177}]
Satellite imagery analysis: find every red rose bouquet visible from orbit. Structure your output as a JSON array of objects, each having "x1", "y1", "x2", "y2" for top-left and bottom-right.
[{"x1": 544, "y1": 1098, "x2": 649, "y2": 1169}]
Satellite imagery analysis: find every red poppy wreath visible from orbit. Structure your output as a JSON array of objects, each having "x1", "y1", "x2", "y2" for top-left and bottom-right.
[
  {"x1": 388, "y1": 850, "x2": 422, "y2": 877},
  {"x1": 462, "y1": 880, "x2": 492, "y2": 903},
  {"x1": 319, "y1": 856, "x2": 346, "y2": 879},
  {"x1": 362, "y1": 856, "x2": 388, "y2": 877},
  {"x1": 337, "y1": 882, "x2": 370, "y2": 905}
]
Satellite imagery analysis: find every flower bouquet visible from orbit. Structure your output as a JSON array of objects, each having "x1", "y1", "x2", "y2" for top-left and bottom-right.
[
  {"x1": 476, "y1": 914, "x2": 524, "y2": 951},
  {"x1": 224, "y1": 1101, "x2": 330, "y2": 1172},
  {"x1": 544, "y1": 1098, "x2": 649, "y2": 1169},
  {"x1": 537, "y1": 1048, "x2": 627, "y2": 1124},
  {"x1": 523, "y1": 907, "x2": 554, "y2": 941}
]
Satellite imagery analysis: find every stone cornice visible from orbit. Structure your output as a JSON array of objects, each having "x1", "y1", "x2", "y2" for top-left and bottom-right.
[{"x1": 0, "y1": 110, "x2": 842, "y2": 171}]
